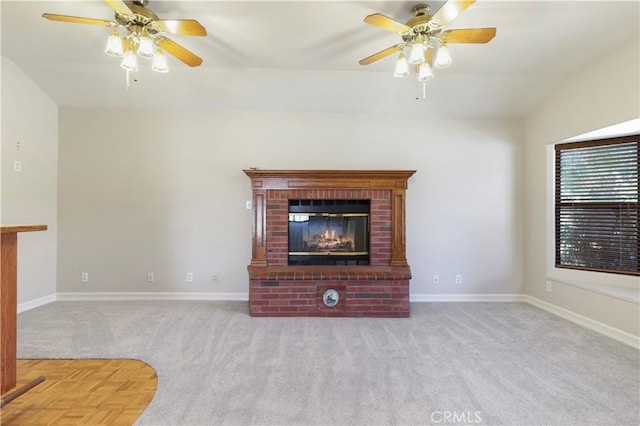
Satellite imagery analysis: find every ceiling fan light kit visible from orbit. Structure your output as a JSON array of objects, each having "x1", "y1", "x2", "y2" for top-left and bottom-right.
[
  {"x1": 360, "y1": 0, "x2": 496, "y2": 99},
  {"x1": 41, "y1": 0, "x2": 493, "y2": 97},
  {"x1": 43, "y1": 0, "x2": 206, "y2": 85}
]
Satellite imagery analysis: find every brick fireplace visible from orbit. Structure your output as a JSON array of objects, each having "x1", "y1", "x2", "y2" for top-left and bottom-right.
[{"x1": 244, "y1": 170, "x2": 415, "y2": 317}]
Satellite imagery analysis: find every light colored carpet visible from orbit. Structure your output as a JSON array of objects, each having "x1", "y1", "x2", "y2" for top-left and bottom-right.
[{"x1": 16, "y1": 301, "x2": 639, "y2": 425}]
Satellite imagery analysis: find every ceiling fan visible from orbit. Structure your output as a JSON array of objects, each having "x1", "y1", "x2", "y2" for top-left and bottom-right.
[
  {"x1": 359, "y1": 0, "x2": 496, "y2": 97},
  {"x1": 42, "y1": 0, "x2": 207, "y2": 74}
]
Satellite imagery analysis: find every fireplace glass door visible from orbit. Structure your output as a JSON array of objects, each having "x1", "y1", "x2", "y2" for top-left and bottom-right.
[{"x1": 288, "y1": 200, "x2": 370, "y2": 265}]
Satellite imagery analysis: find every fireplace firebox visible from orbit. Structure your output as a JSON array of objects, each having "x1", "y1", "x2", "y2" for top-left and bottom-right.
[{"x1": 288, "y1": 199, "x2": 369, "y2": 265}]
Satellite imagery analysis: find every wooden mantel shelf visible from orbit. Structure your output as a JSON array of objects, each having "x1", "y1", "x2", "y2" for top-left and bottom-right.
[
  {"x1": 243, "y1": 169, "x2": 416, "y2": 190},
  {"x1": 243, "y1": 169, "x2": 416, "y2": 179},
  {"x1": 1, "y1": 224, "x2": 47, "y2": 395}
]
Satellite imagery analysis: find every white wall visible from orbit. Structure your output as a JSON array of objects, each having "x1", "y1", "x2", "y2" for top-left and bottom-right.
[
  {"x1": 57, "y1": 108, "x2": 523, "y2": 297},
  {"x1": 1, "y1": 57, "x2": 58, "y2": 304},
  {"x1": 523, "y1": 40, "x2": 640, "y2": 336}
]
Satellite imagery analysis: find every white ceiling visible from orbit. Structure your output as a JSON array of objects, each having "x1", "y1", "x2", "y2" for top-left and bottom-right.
[{"x1": 2, "y1": 0, "x2": 639, "y2": 116}]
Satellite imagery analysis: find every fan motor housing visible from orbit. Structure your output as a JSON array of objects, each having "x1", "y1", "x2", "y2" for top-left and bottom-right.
[
  {"x1": 115, "y1": 3, "x2": 159, "y2": 27},
  {"x1": 405, "y1": 4, "x2": 432, "y2": 28}
]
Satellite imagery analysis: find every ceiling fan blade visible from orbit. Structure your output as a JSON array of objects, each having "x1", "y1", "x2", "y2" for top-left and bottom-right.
[
  {"x1": 364, "y1": 13, "x2": 411, "y2": 33},
  {"x1": 104, "y1": 0, "x2": 132, "y2": 16},
  {"x1": 430, "y1": 0, "x2": 476, "y2": 27},
  {"x1": 444, "y1": 28, "x2": 497, "y2": 43},
  {"x1": 156, "y1": 19, "x2": 207, "y2": 36},
  {"x1": 42, "y1": 13, "x2": 115, "y2": 27},
  {"x1": 157, "y1": 38, "x2": 203, "y2": 67},
  {"x1": 359, "y1": 44, "x2": 403, "y2": 65}
]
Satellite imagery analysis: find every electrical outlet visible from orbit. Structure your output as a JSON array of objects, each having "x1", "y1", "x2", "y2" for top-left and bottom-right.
[
  {"x1": 81, "y1": 272, "x2": 89, "y2": 283},
  {"x1": 432, "y1": 274, "x2": 439, "y2": 284},
  {"x1": 246, "y1": 200, "x2": 252, "y2": 210},
  {"x1": 186, "y1": 272, "x2": 193, "y2": 282},
  {"x1": 455, "y1": 274, "x2": 463, "y2": 284},
  {"x1": 147, "y1": 272, "x2": 154, "y2": 283},
  {"x1": 546, "y1": 281, "x2": 552, "y2": 292},
  {"x1": 14, "y1": 161, "x2": 21, "y2": 172},
  {"x1": 212, "y1": 274, "x2": 217, "y2": 282}
]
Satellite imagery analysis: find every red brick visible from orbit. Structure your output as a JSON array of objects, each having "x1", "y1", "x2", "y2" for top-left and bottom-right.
[{"x1": 251, "y1": 186, "x2": 410, "y2": 317}]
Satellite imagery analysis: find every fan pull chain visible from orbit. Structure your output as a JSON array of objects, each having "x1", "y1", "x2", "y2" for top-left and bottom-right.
[{"x1": 416, "y1": 82, "x2": 427, "y2": 100}]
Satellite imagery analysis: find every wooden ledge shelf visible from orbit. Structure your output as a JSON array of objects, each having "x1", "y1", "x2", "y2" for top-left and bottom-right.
[
  {"x1": 1, "y1": 225, "x2": 48, "y2": 234},
  {"x1": 248, "y1": 265, "x2": 412, "y2": 281}
]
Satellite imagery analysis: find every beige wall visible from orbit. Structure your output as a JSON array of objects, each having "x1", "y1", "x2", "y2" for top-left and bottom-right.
[
  {"x1": 57, "y1": 108, "x2": 524, "y2": 297},
  {"x1": 4, "y1": 34, "x2": 638, "y2": 341},
  {"x1": 1, "y1": 57, "x2": 58, "y2": 304},
  {"x1": 523, "y1": 40, "x2": 640, "y2": 336},
  {"x1": 4, "y1": 35, "x2": 638, "y2": 340}
]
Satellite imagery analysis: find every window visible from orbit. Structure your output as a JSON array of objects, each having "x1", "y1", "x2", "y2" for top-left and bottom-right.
[{"x1": 555, "y1": 135, "x2": 639, "y2": 276}]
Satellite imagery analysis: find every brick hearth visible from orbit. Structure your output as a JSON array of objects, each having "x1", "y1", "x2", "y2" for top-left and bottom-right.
[{"x1": 244, "y1": 170, "x2": 415, "y2": 317}]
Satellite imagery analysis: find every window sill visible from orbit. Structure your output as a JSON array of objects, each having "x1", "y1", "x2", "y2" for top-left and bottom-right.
[{"x1": 549, "y1": 278, "x2": 640, "y2": 304}]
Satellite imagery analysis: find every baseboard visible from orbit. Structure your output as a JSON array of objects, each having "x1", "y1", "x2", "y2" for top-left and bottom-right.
[
  {"x1": 17, "y1": 293, "x2": 57, "y2": 313},
  {"x1": 523, "y1": 295, "x2": 639, "y2": 349},
  {"x1": 24, "y1": 292, "x2": 522, "y2": 305},
  {"x1": 410, "y1": 293, "x2": 525, "y2": 302},
  {"x1": 56, "y1": 292, "x2": 249, "y2": 302}
]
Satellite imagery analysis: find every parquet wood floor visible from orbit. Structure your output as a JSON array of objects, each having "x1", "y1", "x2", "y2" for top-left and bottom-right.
[{"x1": 1, "y1": 359, "x2": 157, "y2": 425}]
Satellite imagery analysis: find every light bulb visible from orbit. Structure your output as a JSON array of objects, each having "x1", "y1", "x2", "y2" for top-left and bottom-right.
[
  {"x1": 408, "y1": 41, "x2": 425, "y2": 65},
  {"x1": 137, "y1": 35, "x2": 155, "y2": 58},
  {"x1": 393, "y1": 52, "x2": 409, "y2": 78},
  {"x1": 105, "y1": 29, "x2": 123, "y2": 58},
  {"x1": 152, "y1": 49, "x2": 169, "y2": 73},
  {"x1": 418, "y1": 62, "x2": 433, "y2": 82},
  {"x1": 435, "y1": 44, "x2": 452, "y2": 68},
  {"x1": 120, "y1": 37, "x2": 138, "y2": 72}
]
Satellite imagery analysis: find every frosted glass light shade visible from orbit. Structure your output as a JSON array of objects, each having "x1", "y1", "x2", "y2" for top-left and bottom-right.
[
  {"x1": 152, "y1": 50, "x2": 169, "y2": 73},
  {"x1": 418, "y1": 62, "x2": 433, "y2": 81},
  {"x1": 105, "y1": 31, "x2": 123, "y2": 58},
  {"x1": 120, "y1": 50, "x2": 138, "y2": 72},
  {"x1": 120, "y1": 37, "x2": 138, "y2": 72},
  {"x1": 393, "y1": 52, "x2": 409, "y2": 77},
  {"x1": 435, "y1": 44, "x2": 452, "y2": 68},
  {"x1": 408, "y1": 42, "x2": 425, "y2": 64},
  {"x1": 137, "y1": 36, "x2": 155, "y2": 58}
]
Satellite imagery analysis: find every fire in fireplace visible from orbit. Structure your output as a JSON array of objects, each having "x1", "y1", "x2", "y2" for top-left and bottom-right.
[{"x1": 288, "y1": 199, "x2": 370, "y2": 265}]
